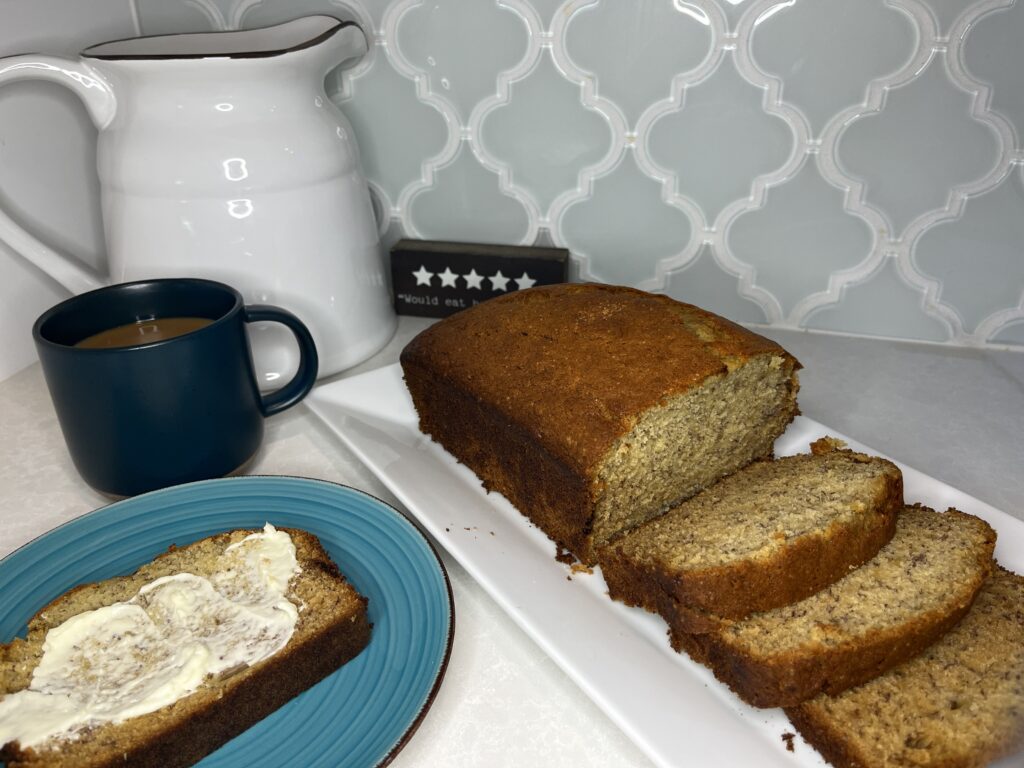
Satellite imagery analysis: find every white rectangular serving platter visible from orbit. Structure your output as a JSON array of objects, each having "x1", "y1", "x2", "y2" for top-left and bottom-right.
[{"x1": 307, "y1": 364, "x2": 1024, "y2": 768}]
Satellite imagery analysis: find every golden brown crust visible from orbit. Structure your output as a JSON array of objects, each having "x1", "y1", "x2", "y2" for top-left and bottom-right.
[
  {"x1": 402, "y1": 357, "x2": 596, "y2": 561},
  {"x1": 607, "y1": 490, "x2": 901, "y2": 624},
  {"x1": 401, "y1": 283, "x2": 797, "y2": 476},
  {"x1": 666, "y1": 510, "x2": 997, "y2": 708},
  {"x1": 784, "y1": 566, "x2": 1024, "y2": 768},
  {"x1": 674, "y1": 587, "x2": 985, "y2": 708},
  {"x1": 667, "y1": 499, "x2": 899, "y2": 619},
  {"x1": 783, "y1": 705, "x2": 875, "y2": 768},
  {"x1": 401, "y1": 283, "x2": 800, "y2": 564},
  {"x1": 0, "y1": 528, "x2": 371, "y2": 768},
  {"x1": 599, "y1": 449, "x2": 903, "y2": 630}
]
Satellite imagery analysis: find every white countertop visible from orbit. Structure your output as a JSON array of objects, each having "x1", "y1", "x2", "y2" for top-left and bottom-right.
[{"x1": 1, "y1": 318, "x2": 1022, "y2": 767}]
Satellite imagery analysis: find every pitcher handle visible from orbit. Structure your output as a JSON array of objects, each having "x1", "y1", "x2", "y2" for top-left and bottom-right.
[{"x1": 0, "y1": 55, "x2": 116, "y2": 294}]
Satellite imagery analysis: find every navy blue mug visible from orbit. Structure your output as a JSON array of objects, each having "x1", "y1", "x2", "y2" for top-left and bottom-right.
[{"x1": 32, "y1": 278, "x2": 318, "y2": 497}]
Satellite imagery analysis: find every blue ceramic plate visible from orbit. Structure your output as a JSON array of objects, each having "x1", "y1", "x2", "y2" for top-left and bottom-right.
[{"x1": 0, "y1": 476, "x2": 454, "y2": 767}]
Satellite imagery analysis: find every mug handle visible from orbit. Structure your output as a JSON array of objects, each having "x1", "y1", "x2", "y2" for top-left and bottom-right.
[{"x1": 243, "y1": 305, "x2": 319, "y2": 416}]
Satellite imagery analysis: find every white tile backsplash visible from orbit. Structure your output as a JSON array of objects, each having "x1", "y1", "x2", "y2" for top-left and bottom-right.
[
  {"x1": 727, "y1": 157, "x2": 875, "y2": 319},
  {"x1": 646, "y1": 53, "x2": 796, "y2": 225},
  {"x1": 749, "y1": 0, "x2": 916, "y2": 138},
  {"x1": 804, "y1": 254, "x2": 953, "y2": 342},
  {"x1": 837, "y1": 52, "x2": 1001, "y2": 238},
  {"x1": 336, "y1": 54, "x2": 449, "y2": 213},
  {"x1": 561, "y1": 150, "x2": 693, "y2": 286},
  {"x1": 1, "y1": 0, "x2": 1023, "y2": 381},
  {"x1": 480, "y1": 50, "x2": 610, "y2": 217},
  {"x1": 664, "y1": 243, "x2": 769, "y2": 325},
  {"x1": 566, "y1": 1, "x2": 714, "y2": 128},
  {"x1": 915, "y1": 170, "x2": 1024, "y2": 334},
  {"x1": 407, "y1": 141, "x2": 533, "y2": 244}
]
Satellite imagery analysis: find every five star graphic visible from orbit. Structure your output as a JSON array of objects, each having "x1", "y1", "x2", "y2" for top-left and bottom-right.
[
  {"x1": 489, "y1": 270, "x2": 510, "y2": 291},
  {"x1": 409, "y1": 266, "x2": 535, "y2": 292},
  {"x1": 463, "y1": 269, "x2": 484, "y2": 290},
  {"x1": 438, "y1": 267, "x2": 458, "y2": 288},
  {"x1": 513, "y1": 272, "x2": 536, "y2": 290},
  {"x1": 412, "y1": 265, "x2": 434, "y2": 286}
]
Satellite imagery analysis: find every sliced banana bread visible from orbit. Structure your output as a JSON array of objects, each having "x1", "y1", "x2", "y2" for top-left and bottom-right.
[
  {"x1": 0, "y1": 526, "x2": 370, "y2": 768},
  {"x1": 673, "y1": 505, "x2": 995, "y2": 708},
  {"x1": 401, "y1": 283, "x2": 800, "y2": 564},
  {"x1": 600, "y1": 438, "x2": 902, "y2": 632},
  {"x1": 787, "y1": 565, "x2": 1024, "y2": 768}
]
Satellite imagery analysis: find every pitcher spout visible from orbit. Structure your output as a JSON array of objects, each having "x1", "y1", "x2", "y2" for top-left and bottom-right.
[
  {"x1": 81, "y1": 15, "x2": 367, "y2": 74},
  {"x1": 303, "y1": 19, "x2": 368, "y2": 76}
]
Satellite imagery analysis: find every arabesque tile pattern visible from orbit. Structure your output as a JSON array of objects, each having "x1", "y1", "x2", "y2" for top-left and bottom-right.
[{"x1": 4, "y1": 0, "x2": 1024, "y2": 350}]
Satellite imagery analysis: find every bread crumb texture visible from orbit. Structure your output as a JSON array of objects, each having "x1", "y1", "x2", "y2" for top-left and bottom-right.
[
  {"x1": 599, "y1": 443, "x2": 903, "y2": 629},
  {"x1": 723, "y1": 506, "x2": 994, "y2": 654},
  {"x1": 788, "y1": 566, "x2": 1024, "y2": 768},
  {"x1": 612, "y1": 447, "x2": 900, "y2": 572},
  {"x1": 594, "y1": 353, "x2": 798, "y2": 549},
  {"x1": 670, "y1": 505, "x2": 997, "y2": 708}
]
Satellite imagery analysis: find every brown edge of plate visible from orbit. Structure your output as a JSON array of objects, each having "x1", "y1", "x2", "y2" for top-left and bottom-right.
[
  {"x1": 349, "y1": 480, "x2": 456, "y2": 768},
  {"x1": 258, "y1": 475, "x2": 456, "y2": 768}
]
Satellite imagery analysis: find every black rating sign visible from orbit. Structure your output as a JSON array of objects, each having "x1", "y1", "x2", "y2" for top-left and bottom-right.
[{"x1": 390, "y1": 239, "x2": 569, "y2": 318}]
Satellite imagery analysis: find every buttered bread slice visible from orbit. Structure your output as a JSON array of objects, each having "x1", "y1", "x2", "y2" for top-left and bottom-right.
[
  {"x1": 600, "y1": 439, "x2": 903, "y2": 632},
  {"x1": 787, "y1": 565, "x2": 1024, "y2": 768},
  {"x1": 674, "y1": 505, "x2": 995, "y2": 708},
  {"x1": 0, "y1": 525, "x2": 370, "y2": 768}
]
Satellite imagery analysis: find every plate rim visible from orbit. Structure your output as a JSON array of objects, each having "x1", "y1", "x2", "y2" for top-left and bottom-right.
[{"x1": 0, "y1": 474, "x2": 456, "y2": 768}]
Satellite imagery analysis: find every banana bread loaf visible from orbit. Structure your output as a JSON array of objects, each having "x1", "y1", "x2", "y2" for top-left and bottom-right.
[
  {"x1": 0, "y1": 525, "x2": 370, "y2": 768},
  {"x1": 400, "y1": 283, "x2": 801, "y2": 564},
  {"x1": 599, "y1": 438, "x2": 903, "y2": 633},
  {"x1": 673, "y1": 505, "x2": 995, "y2": 707},
  {"x1": 787, "y1": 565, "x2": 1024, "y2": 768}
]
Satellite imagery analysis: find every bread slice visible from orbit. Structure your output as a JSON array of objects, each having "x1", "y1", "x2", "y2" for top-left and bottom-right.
[
  {"x1": 673, "y1": 505, "x2": 995, "y2": 707},
  {"x1": 401, "y1": 283, "x2": 801, "y2": 564},
  {"x1": 599, "y1": 439, "x2": 903, "y2": 632},
  {"x1": 786, "y1": 565, "x2": 1024, "y2": 768},
  {"x1": 0, "y1": 527, "x2": 370, "y2": 768}
]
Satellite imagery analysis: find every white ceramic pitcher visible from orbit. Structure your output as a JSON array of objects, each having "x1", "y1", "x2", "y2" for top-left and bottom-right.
[{"x1": 0, "y1": 16, "x2": 396, "y2": 383}]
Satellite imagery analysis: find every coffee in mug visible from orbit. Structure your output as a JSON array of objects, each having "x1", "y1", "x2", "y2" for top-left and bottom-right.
[
  {"x1": 33, "y1": 278, "x2": 318, "y2": 497},
  {"x1": 75, "y1": 316, "x2": 214, "y2": 349}
]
